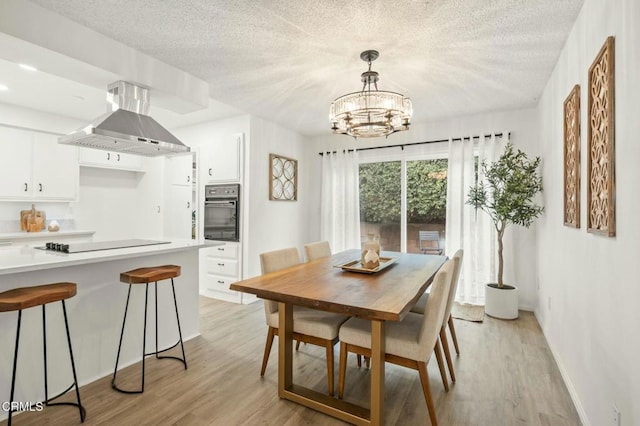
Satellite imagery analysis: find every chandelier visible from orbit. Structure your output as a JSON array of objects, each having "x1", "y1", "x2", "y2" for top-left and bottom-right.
[{"x1": 329, "y1": 50, "x2": 412, "y2": 138}]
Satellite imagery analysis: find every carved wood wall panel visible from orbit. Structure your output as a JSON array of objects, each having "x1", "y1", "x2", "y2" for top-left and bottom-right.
[
  {"x1": 564, "y1": 85, "x2": 581, "y2": 228},
  {"x1": 587, "y1": 36, "x2": 615, "y2": 236}
]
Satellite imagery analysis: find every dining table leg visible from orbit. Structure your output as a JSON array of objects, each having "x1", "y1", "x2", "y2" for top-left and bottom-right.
[
  {"x1": 370, "y1": 319, "x2": 385, "y2": 425},
  {"x1": 278, "y1": 302, "x2": 293, "y2": 397}
]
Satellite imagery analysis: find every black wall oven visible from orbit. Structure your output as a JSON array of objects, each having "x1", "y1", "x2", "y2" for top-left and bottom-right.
[{"x1": 203, "y1": 184, "x2": 240, "y2": 242}]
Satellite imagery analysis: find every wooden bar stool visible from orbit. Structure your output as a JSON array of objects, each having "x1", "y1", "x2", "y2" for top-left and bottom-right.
[
  {"x1": 111, "y1": 265, "x2": 187, "y2": 394},
  {"x1": 0, "y1": 282, "x2": 86, "y2": 425}
]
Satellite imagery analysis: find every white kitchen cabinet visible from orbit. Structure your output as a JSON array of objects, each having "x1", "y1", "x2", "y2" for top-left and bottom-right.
[
  {"x1": 199, "y1": 133, "x2": 242, "y2": 183},
  {"x1": 0, "y1": 127, "x2": 79, "y2": 201},
  {"x1": 78, "y1": 147, "x2": 143, "y2": 171},
  {"x1": 0, "y1": 127, "x2": 33, "y2": 199},
  {"x1": 33, "y1": 133, "x2": 79, "y2": 200},
  {"x1": 163, "y1": 152, "x2": 195, "y2": 240},
  {"x1": 163, "y1": 185, "x2": 193, "y2": 239},
  {"x1": 199, "y1": 243, "x2": 248, "y2": 303},
  {"x1": 165, "y1": 153, "x2": 193, "y2": 186}
]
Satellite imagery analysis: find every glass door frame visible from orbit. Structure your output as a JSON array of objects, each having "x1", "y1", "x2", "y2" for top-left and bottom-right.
[{"x1": 358, "y1": 143, "x2": 449, "y2": 253}]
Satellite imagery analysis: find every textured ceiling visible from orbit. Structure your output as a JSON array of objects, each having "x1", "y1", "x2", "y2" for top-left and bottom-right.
[{"x1": 31, "y1": 0, "x2": 584, "y2": 136}]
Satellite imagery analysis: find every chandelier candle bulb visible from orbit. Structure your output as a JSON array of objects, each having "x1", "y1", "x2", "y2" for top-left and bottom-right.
[{"x1": 329, "y1": 50, "x2": 412, "y2": 138}]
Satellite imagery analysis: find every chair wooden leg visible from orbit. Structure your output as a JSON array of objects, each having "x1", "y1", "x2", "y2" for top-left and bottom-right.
[
  {"x1": 365, "y1": 356, "x2": 370, "y2": 369},
  {"x1": 418, "y1": 361, "x2": 438, "y2": 426},
  {"x1": 448, "y1": 315, "x2": 460, "y2": 355},
  {"x1": 260, "y1": 326, "x2": 276, "y2": 377},
  {"x1": 356, "y1": 354, "x2": 362, "y2": 367},
  {"x1": 433, "y1": 338, "x2": 449, "y2": 392},
  {"x1": 326, "y1": 341, "x2": 334, "y2": 396},
  {"x1": 295, "y1": 340, "x2": 301, "y2": 351},
  {"x1": 338, "y1": 342, "x2": 347, "y2": 399},
  {"x1": 440, "y1": 327, "x2": 456, "y2": 383}
]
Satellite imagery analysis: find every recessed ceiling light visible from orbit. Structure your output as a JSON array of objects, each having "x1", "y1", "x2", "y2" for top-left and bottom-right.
[
  {"x1": 19, "y1": 64, "x2": 38, "y2": 72},
  {"x1": 0, "y1": 84, "x2": 9, "y2": 91}
]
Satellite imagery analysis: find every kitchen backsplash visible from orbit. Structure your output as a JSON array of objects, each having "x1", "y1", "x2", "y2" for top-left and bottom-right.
[{"x1": 0, "y1": 219, "x2": 76, "y2": 233}]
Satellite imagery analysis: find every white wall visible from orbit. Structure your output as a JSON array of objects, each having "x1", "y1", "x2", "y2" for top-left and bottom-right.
[
  {"x1": 306, "y1": 107, "x2": 540, "y2": 309},
  {"x1": 246, "y1": 116, "x2": 311, "y2": 278},
  {"x1": 70, "y1": 162, "x2": 164, "y2": 240},
  {"x1": 173, "y1": 115, "x2": 251, "y2": 144},
  {"x1": 535, "y1": 0, "x2": 640, "y2": 425}
]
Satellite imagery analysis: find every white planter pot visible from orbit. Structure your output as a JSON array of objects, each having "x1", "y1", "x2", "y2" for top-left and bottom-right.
[{"x1": 485, "y1": 283, "x2": 519, "y2": 319}]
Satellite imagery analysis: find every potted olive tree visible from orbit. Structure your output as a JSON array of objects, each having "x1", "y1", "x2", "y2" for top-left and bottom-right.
[{"x1": 467, "y1": 142, "x2": 543, "y2": 319}]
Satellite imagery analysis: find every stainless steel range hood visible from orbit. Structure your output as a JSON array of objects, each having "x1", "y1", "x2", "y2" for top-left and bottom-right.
[{"x1": 59, "y1": 81, "x2": 189, "y2": 156}]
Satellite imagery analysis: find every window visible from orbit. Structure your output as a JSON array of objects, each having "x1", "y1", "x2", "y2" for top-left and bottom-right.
[
  {"x1": 406, "y1": 159, "x2": 447, "y2": 254},
  {"x1": 358, "y1": 147, "x2": 448, "y2": 254},
  {"x1": 359, "y1": 161, "x2": 401, "y2": 251}
]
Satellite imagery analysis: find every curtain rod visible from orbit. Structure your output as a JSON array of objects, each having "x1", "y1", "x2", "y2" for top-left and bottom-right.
[{"x1": 318, "y1": 132, "x2": 510, "y2": 156}]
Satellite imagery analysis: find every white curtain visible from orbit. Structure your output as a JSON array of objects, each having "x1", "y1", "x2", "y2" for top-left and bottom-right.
[
  {"x1": 320, "y1": 150, "x2": 361, "y2": 252},
  {"x1": 445, "y1": 134, "x2": 505, "y2": 305}
]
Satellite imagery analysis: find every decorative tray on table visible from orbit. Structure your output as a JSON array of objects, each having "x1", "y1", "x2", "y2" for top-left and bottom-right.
[{"x1": 335, "y1": 257, "x2": 397, "y2": 274}]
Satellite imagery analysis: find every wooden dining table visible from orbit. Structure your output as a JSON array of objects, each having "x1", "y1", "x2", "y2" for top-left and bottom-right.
[{"x1": 230, "y1": 249, "x2": 447, "y2": 426}]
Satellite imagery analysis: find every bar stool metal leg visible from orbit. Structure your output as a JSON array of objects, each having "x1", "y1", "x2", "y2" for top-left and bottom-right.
[
  {"x1": 8, "y1": 310, "x2": 22, "y2": 426},
  {"x1": 145, "y1": 279, "x2": 187, "y2": 369},
  {"x1": 41, "y1": 303, "x2": 86, "y2": 422},
  {"x1": 61, "y1": 300, "x2": 87, "y2": 422},
  {"x1": 43, "y1": 305, "x2": 48, "y2": 407},
  {"x1": 112, "y1": 283, "x2": 149, "y2": 394},
  {"x1": 112, "y1": 284, "x2": 131, "y2": 392},
  {"x1": 111, "y1": 284, "x2": 135, "y2": 393},
  {"x1": 171, "y1": 278, "x2": 187, "y2": 369},
  {"x1": 141, "y1": 283, "x2": 149, "y2": 392}
]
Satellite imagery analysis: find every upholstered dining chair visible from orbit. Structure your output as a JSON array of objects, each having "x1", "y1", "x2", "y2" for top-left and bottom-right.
[
  {"x1": 259, "y1": 247, "x2": 349, "y2": 396},
  {"x1": 304, "y1": 240, "x2": 331, "y2": 262},
  {"x1": 337, "y1": 258, "x2": 455, "y2": 426},
  {"x1": 411, "y1": 249, "x2": 463, "y2": 387}
]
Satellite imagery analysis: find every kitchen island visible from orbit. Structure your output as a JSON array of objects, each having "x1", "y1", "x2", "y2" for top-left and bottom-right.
[{"x1": 0, "y1": 239, "x2": 205, "y2": 419}]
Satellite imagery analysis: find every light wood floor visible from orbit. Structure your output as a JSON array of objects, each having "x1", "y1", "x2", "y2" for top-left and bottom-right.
[{"x1": 2, "y1": 297, "x2": 581, "y2": 425}]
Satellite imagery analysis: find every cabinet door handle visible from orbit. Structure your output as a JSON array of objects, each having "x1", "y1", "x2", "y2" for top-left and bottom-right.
[
  {"x1": 217, "y1": 280, "x2": 225, "y2": 284},
  {"x1": 187, "y1": 175, "x2": 190, "y2": 183},
  {"x1": 217, "y1": 263, "x2": 225, "y2": 266},
  {"x1": 107, "y1": 152, "x2": 110, "y2": 160},
  {"x1": 117, "y1": 154, "x2": 121, "y2": 161},
  {"x1": 157, "y1": 206, "x2": 161, "y2": 213},
  {"x1": 208, "y1": 168, "x2": 212, "y2": 176},
  {"x1": 217, "y1": 247, "x2": 225, "y2": 251},
  {"x1": 38, "y1": 183, "x2": 43, "y2": 192},
  {"x1": 24, "y1": 183, "x2": 28, "y2": 192},
  {"x1": 187, "y1": 201, "x2": 191, "y2": 209}
]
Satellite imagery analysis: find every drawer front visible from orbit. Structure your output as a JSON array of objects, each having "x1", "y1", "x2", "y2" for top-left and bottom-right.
[
  {"x1": 200, "y1": 275, "x2": 241, "y2": 303},
  {"x1": 209, "y1": 244, "x2": 238, "y2": 259},
  {"x1": 204, "y1": 275, "x2": 234, "y2": 292},
  {"x1": 206, "y1": 258, "x2": 238, "y2": 277},
  {"x1": 200, "y1": 287, "x2": 241, "y2": 304}
]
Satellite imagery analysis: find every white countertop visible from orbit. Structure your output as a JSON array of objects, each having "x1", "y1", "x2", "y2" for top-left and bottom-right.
[
  {"x1": 0, "y1": 229, "x2": 95, "y2": 242},
  {"x1": 0, "y1": 239, "x2": 211, "y2": 276}
]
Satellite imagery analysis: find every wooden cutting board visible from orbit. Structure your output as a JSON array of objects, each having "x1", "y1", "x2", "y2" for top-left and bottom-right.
[{"x1": 20, "y1": 204, "x2": 46, "y2": 232}]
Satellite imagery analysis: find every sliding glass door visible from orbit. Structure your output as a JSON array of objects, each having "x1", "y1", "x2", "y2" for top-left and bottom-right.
[
  {"x1": 359, "y1": 157, "x2": 447, "y2": 254},
  {"x1": 406, "y1": 159, "x2": 447, "y2": 254},
  {"x1": 359, "y1": 161, "x2": 401, "y2": 251}
]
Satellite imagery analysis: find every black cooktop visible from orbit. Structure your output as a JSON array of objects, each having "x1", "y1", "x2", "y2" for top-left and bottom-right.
[{"x1": 35, "y1": 239, "x2": 170, "y2": 254}]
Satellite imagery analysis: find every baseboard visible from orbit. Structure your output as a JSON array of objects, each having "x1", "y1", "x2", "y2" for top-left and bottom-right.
[{"x1": 534, "y1": 310, "x2": 590, "y2": 426}]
